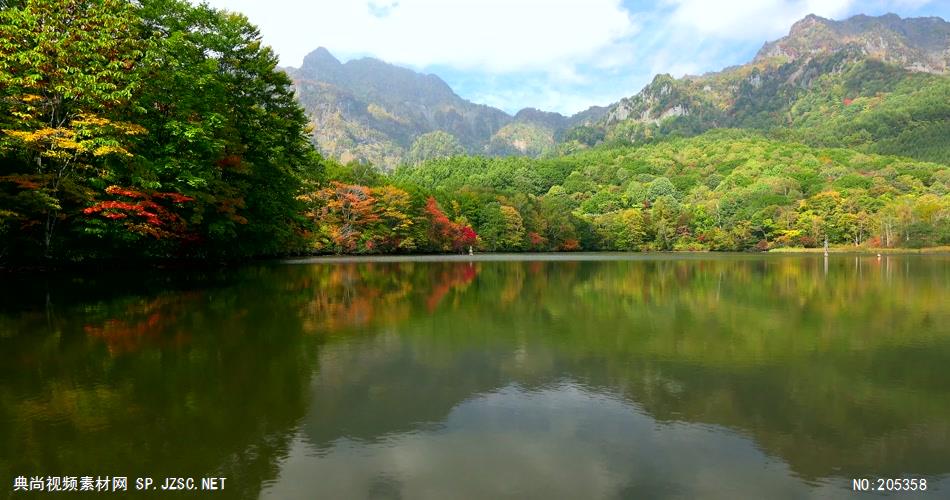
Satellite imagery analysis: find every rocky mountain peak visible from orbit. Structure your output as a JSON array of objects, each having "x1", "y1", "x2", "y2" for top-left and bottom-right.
[
  {"x1": 755, "y1": 13, "x2": 950, "y2": 73},
  {"x1": 303, "y1": 47, "x2": 340, "y2": 66},
  {"x1": 788, "y1": 13, "x2": 829, "y2": 35},
  {"x1": 296, "y1": 47, "x2": 344, "y2": 82}
]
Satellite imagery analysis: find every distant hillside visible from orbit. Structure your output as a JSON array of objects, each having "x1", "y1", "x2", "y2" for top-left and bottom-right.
[
  {"x1": 286, "y1": 49, "x2": 605, "y2": 169},
  {"x1": 574, "y1": 13, "x2": 950, "y2": 164}
]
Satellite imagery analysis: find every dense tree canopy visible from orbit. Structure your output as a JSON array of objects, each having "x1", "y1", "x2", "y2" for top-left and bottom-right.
[
  {"x1": 0, "y1": 1, "x2": 946, "y2": 263},
  {"x1": 408, "y1": 131, "x2": 464, "y2": 165},
  {"x1": 0, "y1": 0, "x2": 322, "y2": 262},
  {"x1": 384, "y1": 131, "x2": 948, "y2": 252}
]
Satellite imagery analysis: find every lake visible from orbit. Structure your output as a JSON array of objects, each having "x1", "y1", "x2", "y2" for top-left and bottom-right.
[{"x1": 1, "y1": 254, "x2": 948, "y2": 499}]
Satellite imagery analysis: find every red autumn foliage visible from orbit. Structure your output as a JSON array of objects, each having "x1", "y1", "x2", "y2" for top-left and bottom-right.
[
  {"x1": 843, "y1": 98, "x2": 854, "y2": 106},
  {"x1": 153, "y1": 192, "x2": 194, "y2": 203},
  {"x1": 83, "y1": 185, "x2": 195, "y2": 239},
  {"x1": 528, "y1": 231, "x2": 546, "y2": 248},
  {"x1": 425, "y1": 197, "x2": 453, "y2": 234},
  {"x1": 84, "y1": 200, "x2": 166, "y2": 226},
  {"x1": 424, "y1": 197, "x2": 477, "y2": 252},
  {"x1": 458, "y1": 226, "x2": 478, "y2": 248}
]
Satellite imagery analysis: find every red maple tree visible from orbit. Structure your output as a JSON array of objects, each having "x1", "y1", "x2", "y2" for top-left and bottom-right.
[
  {"x1": 83, "y1": 185, "x2": 194, "y2": 239},
  {"x1": 424, "y1": 197, "x2": 477, "y2": 252}
]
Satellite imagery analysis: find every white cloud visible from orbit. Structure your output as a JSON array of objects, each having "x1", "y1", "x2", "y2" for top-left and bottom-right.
[
  {"x1": 472, "y1": 85, "x2": 617, "y2": 116},
  {"x1": 890, "y1": 0, "x2": 934, "y2": 8},
  {"x1": 200, "y1": 0, "x2": 637, "y2": 72},
  {"x1": 663, "y1": 0, "x2": 855, "y2": 41},
  {"x1": 196, "y1": 0, "x2": 943, "y2": 114}
]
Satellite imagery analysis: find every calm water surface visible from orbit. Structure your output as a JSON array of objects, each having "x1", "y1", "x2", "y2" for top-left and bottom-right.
[{"x1": 1, "y1": 254, "x2": 949, "y2": 499}]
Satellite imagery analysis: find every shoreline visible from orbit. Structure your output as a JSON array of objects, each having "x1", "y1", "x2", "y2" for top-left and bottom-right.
[
  {"x1": 767, "y1": 246, "x2": 950, "y2": 255},
  {"x1": 281, "y1": 249, "x2": 949, "y2": 264},
  {"x1": 3, "y1": 248, "x2": 948, "y2": 273}
]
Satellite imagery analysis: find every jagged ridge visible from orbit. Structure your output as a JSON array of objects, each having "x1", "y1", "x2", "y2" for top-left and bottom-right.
[{"x1": 287, "y1": 48, "x2": 605, "y2": 168}]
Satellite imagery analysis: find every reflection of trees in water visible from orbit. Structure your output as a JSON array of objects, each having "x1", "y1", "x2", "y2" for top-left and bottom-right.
[
  {"x1": 0, "y1": 256, "x2": 947, "y2": 495},
  {"x1": 284, "y1": 256, "x2": 950, "y2": 481},
  {"x1": 0, "y1": 271, "x2": 323, "y2": 499},
  {"x1": 81, "y1": 292, "x2": 202, "y2": 354},
  {"x1": 425, "y1": 263, "x2": 478, "y2": 311},
  {"x1": 294, "y1": 262, "x2": 482, "y2": 333}
]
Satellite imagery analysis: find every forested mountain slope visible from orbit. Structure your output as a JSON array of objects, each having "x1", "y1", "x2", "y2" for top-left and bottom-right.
[{"x1": 571, "y1": 14, "x2": 950, "y2": 164}]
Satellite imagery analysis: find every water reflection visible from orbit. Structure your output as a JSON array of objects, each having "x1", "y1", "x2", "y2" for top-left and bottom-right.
[
  {"x1": 266, "y1": 383, "x2": 869, "y2": 500},
  {"x1": 0, "y1": 269, "x2": 320, "y2": 499},
  {"x1": 0, "y1": 255, "x2": 948, "y2": 498}
]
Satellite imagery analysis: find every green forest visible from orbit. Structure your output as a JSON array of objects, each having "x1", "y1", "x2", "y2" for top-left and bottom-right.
[{"x1": 1, "y1": 0, "x2": 948, "y2": 264}]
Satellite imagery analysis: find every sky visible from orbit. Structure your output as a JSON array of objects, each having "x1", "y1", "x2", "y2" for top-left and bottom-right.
[{"x1": 197, "y1": 0, "x2": 950, "y2": 116}]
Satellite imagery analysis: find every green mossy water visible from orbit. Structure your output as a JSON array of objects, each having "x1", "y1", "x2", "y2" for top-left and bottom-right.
[{"x1": 1, "y1": 254, "x2": 948, "y2": 498}]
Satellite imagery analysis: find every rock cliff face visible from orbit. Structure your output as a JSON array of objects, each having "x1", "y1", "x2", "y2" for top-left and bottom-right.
[
  {"x1": 286, "y1": 48, "x2": 604, "y2": 169},
  {"x1": 287, "y1": 48, "x2": 509, "y2": 168},
  {"x1": 603, "y1": 74, "x2": 704, "y2": 125},
  {"x1": 755, "y1": 13, "x2": 950, "y2": 73},
  {"x1": 586, "y1": 13, "x2": 950, "y2": 144}
]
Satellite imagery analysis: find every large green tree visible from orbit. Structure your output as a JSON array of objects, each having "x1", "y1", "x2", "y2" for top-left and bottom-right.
[
  {"x1": 0, "y1": 0, "x2": 323, "y2": 262},
  {"x1": 128, "y1": 0, "x2": 321, "y2": 257},
  {"x1": 0, "y1": 0, "x2": 144, "y2": 257}
]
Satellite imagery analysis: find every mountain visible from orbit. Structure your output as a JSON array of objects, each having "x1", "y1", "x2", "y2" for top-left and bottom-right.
[
  {"x1": 756, "y1": 13, "x2": 950, "y2": 73},
  {"x1": 289, "y1": 13, "x2": 949, "y2": 168},
  {"x1": 287, "y1": 48, "x2": 507, "y2": 168},
  {"x1": 580, "y1": 13, "x2": 950, "y2": 164},
  {"x1": 287, "y1": 49, "x2": 606, "y2": 169}
]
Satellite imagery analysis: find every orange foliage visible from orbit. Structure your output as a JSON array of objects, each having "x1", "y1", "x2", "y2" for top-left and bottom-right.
[
  {"x1": 528, "y1": 231, "x2": 547, "y2": 249},
  {"x1": 560, "y1": 239, "x2": 581, "y2": 251},
  {"x1": 300, "y1": 265, "x2": 409, "y2": 332},
  {"x1": 215, "y1": 197, "x2": 248, "y2": 225},
  {"x1": 83, "y1": 294, "x2": 198, "y2": 354},
  {"x1": 299, "y1": 182, "x2": 415, "y2": 252}
]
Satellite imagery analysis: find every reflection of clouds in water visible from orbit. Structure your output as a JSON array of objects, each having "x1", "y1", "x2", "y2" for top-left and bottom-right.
[{"x1": 262, "y1": 383, "x2": 853, "y2": 499}]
